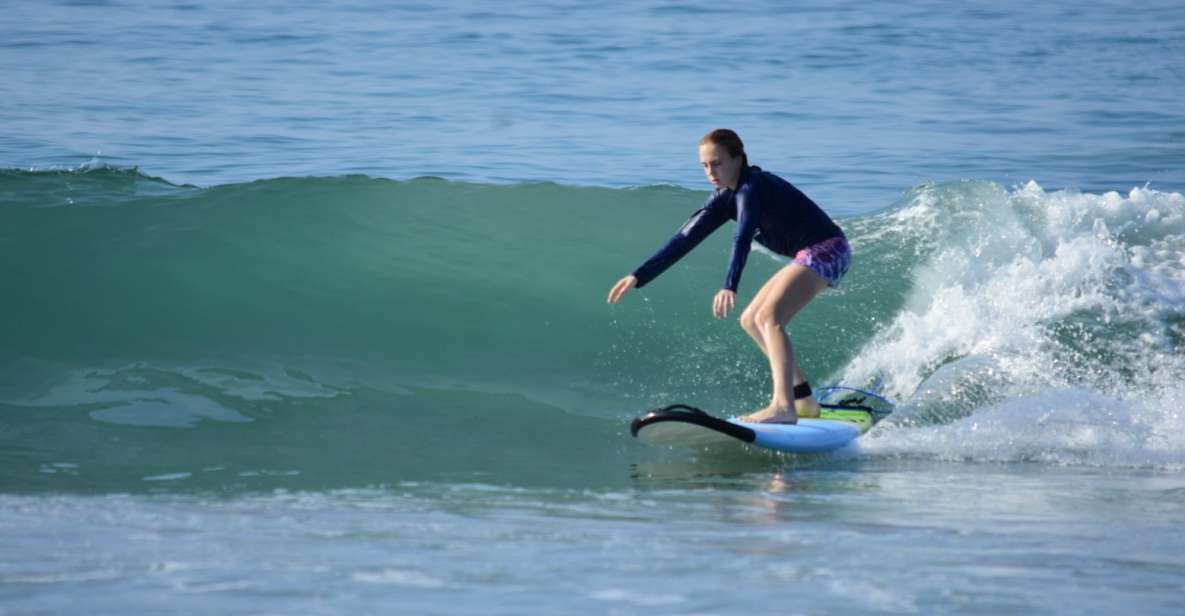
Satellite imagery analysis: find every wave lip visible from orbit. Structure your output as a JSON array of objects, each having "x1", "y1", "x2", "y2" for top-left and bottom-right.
[{"x1": 0, "y1": 160, "x2": 194, "y2": 208}]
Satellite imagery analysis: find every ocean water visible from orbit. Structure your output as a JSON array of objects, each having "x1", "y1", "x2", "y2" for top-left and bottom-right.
[{"x1": 3, "y1": 1, "x2": 1185, "y2": 614}]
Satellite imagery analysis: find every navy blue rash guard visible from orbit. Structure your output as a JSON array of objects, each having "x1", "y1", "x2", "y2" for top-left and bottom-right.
[{"x1": 631, "y1": 165, "x2": 844, "y2": 292}]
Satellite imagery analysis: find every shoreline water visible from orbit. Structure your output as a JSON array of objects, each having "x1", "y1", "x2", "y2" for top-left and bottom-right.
[{"x1": 3, "y1": 462, "x2": 1183, "y2": 614}]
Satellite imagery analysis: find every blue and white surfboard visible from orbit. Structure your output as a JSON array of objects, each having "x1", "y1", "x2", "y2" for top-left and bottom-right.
[{"x1": 630, "y1": 387, "x2": 893, "y2": 454}]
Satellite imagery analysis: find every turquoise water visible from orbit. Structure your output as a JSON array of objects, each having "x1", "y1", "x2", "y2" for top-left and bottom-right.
[{"x1": 4, "y1": 1, "x2": 1185, "y2": 614}]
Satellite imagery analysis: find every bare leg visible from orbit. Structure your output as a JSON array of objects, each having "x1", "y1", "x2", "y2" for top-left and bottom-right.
[
  {"x1": 738, "y1": 264, "x2": 829, "y2": 423},
  {"x1": 739, "y1": 298, "x2": 815, "y2": 390},
  {"x1": 739, "y1": 270, "x2": 781, "y2": 357}
]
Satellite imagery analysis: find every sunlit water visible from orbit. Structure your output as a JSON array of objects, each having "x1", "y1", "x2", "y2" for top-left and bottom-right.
[{"x1": 3, "y1": 1, "x2": 1185, "y2": 614}]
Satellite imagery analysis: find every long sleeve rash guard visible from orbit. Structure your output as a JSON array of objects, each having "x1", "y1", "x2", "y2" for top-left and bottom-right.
[{"x1": 631, "y1": 165, "x2": 843, "y2": 293}]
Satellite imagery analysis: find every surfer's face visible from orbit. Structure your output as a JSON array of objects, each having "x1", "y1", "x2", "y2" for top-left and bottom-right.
[{"x1": 699, "y1": 143, "x2": 742, "y2": 190}]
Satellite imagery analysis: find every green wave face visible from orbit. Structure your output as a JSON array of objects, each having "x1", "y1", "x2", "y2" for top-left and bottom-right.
[{"x1": 3, "y1": 169, "x2": 1183, "y2": 490}]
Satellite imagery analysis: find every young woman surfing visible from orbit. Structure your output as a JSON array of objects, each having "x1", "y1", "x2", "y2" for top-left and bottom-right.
[{"x1": 607, "y1": 129, "x2": 850, "y2": 424}]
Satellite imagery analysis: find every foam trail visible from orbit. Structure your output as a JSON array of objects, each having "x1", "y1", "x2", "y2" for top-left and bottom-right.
[{"x1": 842, "y1": 181, "x2": 1185, "y2": 467}]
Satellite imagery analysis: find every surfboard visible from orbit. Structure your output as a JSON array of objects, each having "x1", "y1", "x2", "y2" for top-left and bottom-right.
[{"x1": 630, "y1": 386, "x2": 893, "y2": 454}]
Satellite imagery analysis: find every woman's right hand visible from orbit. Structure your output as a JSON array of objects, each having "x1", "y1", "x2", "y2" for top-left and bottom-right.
[{"x1": 607, "y1": 275, "x2": 637, "y2": 304}]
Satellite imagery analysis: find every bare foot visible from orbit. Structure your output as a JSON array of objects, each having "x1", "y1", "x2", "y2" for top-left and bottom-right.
[
  {"x1": 739, "y1": 402, "x2": 798, "y2": 424},
  {"x1": 795, "y1": 397, "x2": 821, "y2": 419}
]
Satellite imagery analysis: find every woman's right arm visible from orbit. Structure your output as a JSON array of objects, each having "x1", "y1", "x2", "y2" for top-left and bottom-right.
[
  {"x1": 626, "y1": 196, "x2": 730, "y2": 290},
  {"x1": 607, "y1": 193, "x2": 730, "y2": 304},
  {"x1": 606, "y1": 275, "x2": 636, "y2": 304}
]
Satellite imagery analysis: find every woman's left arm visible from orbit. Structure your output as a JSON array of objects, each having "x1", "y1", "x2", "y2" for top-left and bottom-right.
[
  {"x1": 722, "y1": 187, "x2": 760, "y2": 292},
  {"x1": 712, "y1": 187, "x2": 759, "y2": 318}
]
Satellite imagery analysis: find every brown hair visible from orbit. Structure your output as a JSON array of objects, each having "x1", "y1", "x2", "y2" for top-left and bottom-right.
[{"x1": 699, "y1": 128, "x2": 748, "y2": 167}]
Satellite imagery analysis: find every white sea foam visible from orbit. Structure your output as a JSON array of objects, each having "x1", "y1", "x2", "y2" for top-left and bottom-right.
[{"x1": 845, "y1": 182, "x2": 1185, "y2": 467}]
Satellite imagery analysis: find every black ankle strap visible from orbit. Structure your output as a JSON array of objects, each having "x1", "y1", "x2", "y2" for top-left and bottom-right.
[{"x1": 793, "y1": 382, "x2": 812, "y2": 400}]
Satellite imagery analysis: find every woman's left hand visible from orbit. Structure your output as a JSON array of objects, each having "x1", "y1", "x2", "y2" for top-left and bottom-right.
[{"x1": 712, "y1": 289, "x2": 736, "y2": 319}]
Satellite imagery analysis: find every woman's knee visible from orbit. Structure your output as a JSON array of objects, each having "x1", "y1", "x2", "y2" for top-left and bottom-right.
[
  {"x1": 753, "y1": 305, "x2": 785, "y2": 332},
  {"x1": 738, "y1": 306, "x2": 760, "y2": 337}
]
